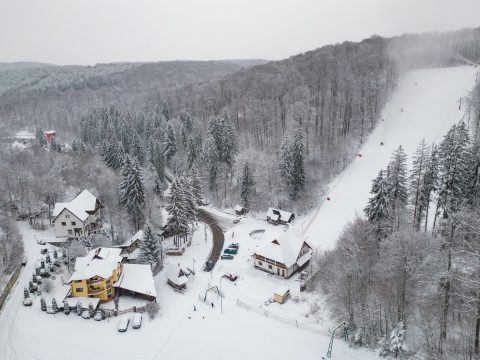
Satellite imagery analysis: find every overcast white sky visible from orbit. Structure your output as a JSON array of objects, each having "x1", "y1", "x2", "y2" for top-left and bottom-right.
[{"x1": 1, "y1": 0, "x2": 479, "y2": 65}]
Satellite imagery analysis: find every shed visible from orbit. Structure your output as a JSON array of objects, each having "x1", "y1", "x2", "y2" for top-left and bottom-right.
[
  {"x1": 166, "y1": 263, "x2": 188, "y2": 290},
  {"x1": 266, "y1": 208, "x2": 295, "y2": 225},
  {"x1": 234, "y1": 205, "x2": 248, "y2": 216},
  {"x1": 274, "y1": 286, "x2": 290, "y2": 304}
]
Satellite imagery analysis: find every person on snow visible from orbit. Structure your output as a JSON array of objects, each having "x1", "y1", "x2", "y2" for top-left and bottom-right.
[{"x1": 211, "y1": 302, "x2": 214, "y2": 309}]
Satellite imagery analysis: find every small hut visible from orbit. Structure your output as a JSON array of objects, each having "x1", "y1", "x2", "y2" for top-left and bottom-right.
[
  {"x1": 235, "y1": 205, "x2": 248, "y2": 216},
  {"x1": 273, "y1": 286, "x2": 290, "y2": 304},
  {"x1": 166, "y1": 263, "x2": 188, "y2": 290}
]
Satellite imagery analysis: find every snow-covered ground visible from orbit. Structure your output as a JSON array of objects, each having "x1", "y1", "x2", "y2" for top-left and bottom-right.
[
  {"x1": 302, "y1": 65, "x2": 478, "y2": 251},
  {"x1": 0, "y1": 65, "x2": 477, "y2": 360}
]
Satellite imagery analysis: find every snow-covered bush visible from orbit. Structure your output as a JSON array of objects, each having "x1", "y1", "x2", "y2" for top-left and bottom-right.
[{"x1": 145, "y1": 301, "x2": 160, "y2": 320}]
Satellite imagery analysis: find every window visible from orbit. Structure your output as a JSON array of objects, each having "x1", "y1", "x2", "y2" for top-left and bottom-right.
[
  {"x1": 268, "y1": 264, "x2": 272, "y2": 270},
  {"x1": 71, "y1": 221, "x2": 76, "y2": 226},
  {"x1": 75, "y1": 280, "x2": 83, "y2": 283},
  {"x1": 68, "y1": 229, "x2": 73, "y2": 235},
  {"x1": 61, "y1": 222, "x2": 66, "y2": 226},
  {"x1": 258, "y1": 261, "x2": 263, "y2": 266},
  {"x1": 76, "y1": 288, "x2": 83, "y2": 292},
  {"x1": 65, "y1": 214, "x2": 70, "y2": 219}
]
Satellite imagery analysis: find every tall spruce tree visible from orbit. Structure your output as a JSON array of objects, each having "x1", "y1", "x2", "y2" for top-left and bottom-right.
[
  {"x1": 166, "y1": 179, "x2": 190, "y2": 235},
  {"x1": 119, "y1": 156, "x2": 145, "y2": 230},
  {"x1": 290, "y1": 126, "x2": 306, "y2": 200},
  {"x1": 384, "y1": 146, "x2": 408, "y2": 230},
  {"x1": 364, "y1": 169, "x2": 390, "y2": 236},
  {"x1": 240, "y1": 161, "x2": 255, "y2": 209},
  {"x1": 163, "y1": 123, "x2": 177, "y2": 162},
  {"x1": 188, "y1": 167, "x2": 205, "y2": 206},
  {"x1": 410, "y1": 139, "x2": 430, "y2": 230},
  {"x1": 140, "y1": 225, "x2": 161, "y2": 264}
]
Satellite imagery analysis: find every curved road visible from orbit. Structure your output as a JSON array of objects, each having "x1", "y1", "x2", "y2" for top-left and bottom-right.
[{"x1": 196, "y1": 208, "x2": 225, "y2": 263}]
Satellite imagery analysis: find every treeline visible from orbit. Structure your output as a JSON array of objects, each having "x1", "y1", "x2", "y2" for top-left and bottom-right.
[{"x1": 316, "y1": 120, "x2": 480, "y2": 359}]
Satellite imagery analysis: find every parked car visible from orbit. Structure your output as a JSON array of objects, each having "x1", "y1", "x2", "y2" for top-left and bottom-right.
[
  {"x1": 23, "y1": 298, "x2": 33, "y2": 306},
  {"x1": 204, "y1": 260, "x2": 215, "y2": 272},
  {"x1": 229, "y1": 243, "x2": 239, "y2": 249},
  {"x1": 117, "y1": 316, "x2": 130, "y2": 332},
  {"x1": 223, "y1": 248, "x2": 238, "y2": 255},
  {"x1": 233, "y1": 218, "x2": 241, "y2": 224},
  {"x1": 36, "y1": 237, "x2": 46, "y2": 245},
  {"x1": 81, "y1": 311, "x2": 91, "y2": 319},
  {"x1": 21, "y1": 256, "x2": 28, "y2": 266},
  {"x1": 40, "y1": 248, "x2": 48, "y2": 254},
  {"x1": 93, "y1": 311, "x2": 103, "y2": 321},
  {"x1": 221, "y1": 254, "x2": 234, "y2": 260},
  {"x1": 132, "y1": 313, "x2": 143, "y2": 329}
]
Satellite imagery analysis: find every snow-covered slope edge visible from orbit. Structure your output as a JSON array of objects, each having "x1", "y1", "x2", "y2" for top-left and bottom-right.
[{"x1": 303, "y1": 66, "x2": 478, "y2": 251}]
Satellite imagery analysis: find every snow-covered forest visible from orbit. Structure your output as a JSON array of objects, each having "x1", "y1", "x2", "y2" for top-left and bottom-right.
[{"x1": 1, "y1": 26, "x2": 480, "y2": 360}]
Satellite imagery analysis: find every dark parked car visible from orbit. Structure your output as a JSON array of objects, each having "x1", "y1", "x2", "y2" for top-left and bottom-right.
[
  {"x1": 221, "y1": 254, "x2": 234, "y2": 260},
  {"x1": 223, "y1": 248, "x2": 238, "y2": 255},
  {"x1": 229, "y1": 243, "x2": 239, "y2": 249},
  {"x1": 204, "y1": 260, "x2": 215, "y2": 271}
]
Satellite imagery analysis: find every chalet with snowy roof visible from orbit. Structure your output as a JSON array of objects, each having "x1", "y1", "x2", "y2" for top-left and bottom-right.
[
  {"x1": 166, "y1": 263, "x2": 188, "y2": 290},
  {"x1": 235, "y1": 205, "x2": 248, "y2": 215},
  {"x1": 52, "y1": 190, "x2": 103, "y2": 238},
  {"x1": 253, "y1": 230, "x2": 312, "y2": 278},
  {"x1": 266, "y1": 207, "x2": 295, "y2": 225},
  {"x1": 114, "y1": 263, "x2": 157, "y2": 302},
  {"x1": 117, "y1": 230, "x2": 144, "y2": 254},
  {"x1": 44, "y1": 130, "x2": 56, "y2": 143},
  {"x1": 68, "y1": 247, "x2": 124, "y2": 302}
]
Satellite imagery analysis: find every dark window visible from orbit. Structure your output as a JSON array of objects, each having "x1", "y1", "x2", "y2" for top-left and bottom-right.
[
  {"x1": 61, "y1": 222, "x2": 66, "y2": 226},
  {"x1": 76, "y1": 288, "x2": 83, "y2": 292},
  {"x1": 71, "y1": 221, "x2": 76, "y2": 226},
  {"x1": 268, "y1": 265, "x2": 272, "y2": 270},
  {"x1": 258, "y1": 261, "x2": 263, "y2": 266}
]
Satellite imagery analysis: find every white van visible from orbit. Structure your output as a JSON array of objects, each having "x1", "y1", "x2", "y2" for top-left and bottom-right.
[
  {"x1": 117, "y1": 316, "x2": 130, "y2": 332},
  {"x1": 132, "y1": 313, "x2": 142, "y2": 329}
]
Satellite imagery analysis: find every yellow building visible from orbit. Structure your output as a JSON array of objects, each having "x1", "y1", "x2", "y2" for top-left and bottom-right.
[{"x1": 68, "y1": 247, "x2": 123, "y2": 302}]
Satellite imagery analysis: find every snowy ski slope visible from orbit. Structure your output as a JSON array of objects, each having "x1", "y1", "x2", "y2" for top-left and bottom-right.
[{"x1": 303, "y1": 66, "x2": 478, "y2": 251}]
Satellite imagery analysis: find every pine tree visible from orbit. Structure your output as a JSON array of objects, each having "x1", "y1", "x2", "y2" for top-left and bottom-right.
[
  {"x1": 76, "y1": 302, "x2": 83, "y2": 316},
  {"x1": 437, "y1": 123, "x2": 471, "y2": 219},
  {"x1": 290, "y1": 126, "x2": 306, "y2": 200},
  {"x1": 421, "y1": 144, "x2": 439, "y2": 231},
  {"x1": 130, "y1": 131, "x2": 144, "y2": 164},
  {"x1": 410, "y1": 140, "x2": 429, "y2": 230},
  {"x1": 161, "y1": 102, "x2": 170, "y2": 121},
  {"x1": 41, "y1": 297, "x2": 47, "y2": 311},
  {"x1": 52, "y1": 298, "x2": 58, "y2": 313},
  {"x1": 180, "y1": 176, "x2": 197, "y2": 222},
  {"x1": 186, "y1": 135, "x2": 199, "y2": 169},
  {"x1": 140, "y1": 225, "x2": 161, "y2": 264},
  {"x1": 88, "y1": 303, "x2": 95, "y2": 317},
  {"x1": 149, "y1": 141, "x2": 165, "y2": 182},
  {"x1": 384, "y1": 146, "x2": 408, "y2": 230},
  {"x1": 36, "y1": 128, "x2": 47, "y2": 146},
  {"x1": 465, "y1": 138, "x2": 480, "y2": 207},
  {"x1": 279, "y1": 134, "x2": 293, "y2": 183},
  {"x1": 188, "y1": 167, "x2": 205, "y2": 205},
  {"x1": 64, "y1": 300, "x2": 70, "y2": 315},
  {"x1": 119, "y1": 156, "x2": 146, "y2": 230},
  {"x1": 240, "y1": 161, "x2": 255, "y2": 209},
  {"x1": 180, "y1": 111, "x2": 193, "y2": 146},
  {"x1": 103, "y1": 139, "x2": 124, "y2": 169},
  {"x1": 364, "y1": 170, "x2": 390, "y2": 228},
  {"x1": 166, "y1": 179, "x2": 190, "y2": 235},
  {"x1": 163, "y1": 123, "x2": 177, "y2": 162},
  {"x1": 203, "y1": 131, "x2": 219, "y2": 192}
]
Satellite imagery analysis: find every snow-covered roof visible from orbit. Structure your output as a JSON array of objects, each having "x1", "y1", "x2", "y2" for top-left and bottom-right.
[
  {"x1": 117, "y1": 230, "x2": 144, "y2": 248},
  {"x1": 266, "y1": 207, "x2": 294, "y2": 222},
  {"x1": 44, "y1": 130, "x2": 56, "y2": 135},
  {"x1": 127, "y1": 248, "x2": 141, "y2": 260},
  {"x1": 274, "y1": 286, "x2": 290, "y2": 297},
  {"x1": 235, "y1": 205, "x2": 245, "y2": 211},
  {"x1": 69, "y1": 247, "x2": 122, "y2": 282},
  {"x1": 52, "y1": 189, "x2": 99, "y2": 222},
  {"x1": 65, "y1": 297, "x2": 99, "y2": 309},
  {"x1": 52, "y1": 285, "x2": 71, "y2": 305},
  {"x1": 114, "y1": 264, "x2": 157, "y2": 299},
  {"x1": 166, "y1": 263, "x2": 188, "y2": 286},
  {"x1": 255, "y1": 230, "x2": 311, "y2": 268}
]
